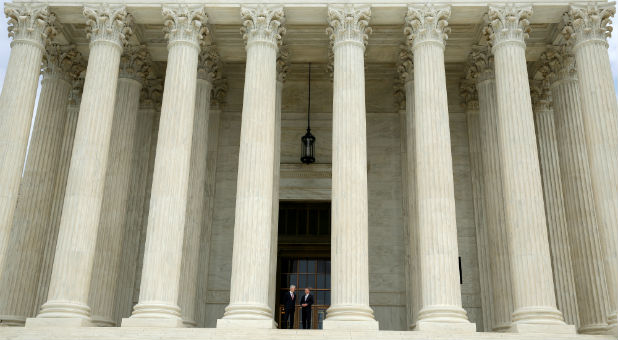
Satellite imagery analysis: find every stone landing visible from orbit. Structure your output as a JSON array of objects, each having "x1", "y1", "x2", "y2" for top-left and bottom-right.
[{"x1": 0, "y1": 328, "x2": 614, "y2": 340}]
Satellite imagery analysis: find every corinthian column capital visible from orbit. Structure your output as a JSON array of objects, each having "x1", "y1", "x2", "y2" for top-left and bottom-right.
[
  {"x1": 562, "y1": 3, "x2": 615, "y2": 49},
  {"x1": 326, "y1": 4, "x2": 372, "y2": 48},
  {"x1": 198, "y1": 45, "x2": 221, "y2": 82},
  {"x1": 84, "y1": 4, "x2": 132, "y2": 49},
  {"x1": 162, "y1": 5, "x2": 208, "y2": 49},
  {"x1": 43, "y1": 44, "x2": 85, "y2": 84},
  {"x1": 241, "y1": 5, "x2": 285, "y2": 48},
  {"x1": 140, "y1": 78, "x2": 163, "y2": 108},
  {"x1": 540, "y1": 45, "x2": 578, "y2": 85},
  {"x1": 119, "y1": 44, "x2": 152, "y2": 82},
  {"x1": 460, "y1": 79, "x2": 479, "y2": 111},
  {"x1": 484, "y1": 4, "x2": 532, "y2": 50},
  {"x1": 530, "y1": 80, "x2": 552, "y2": 112},
  {"x1": 467, "y1": 45, "x2": 494, "y2": 83},
  {"x1": 404, "y1": 4, "x2": 451, "y2": 49},
  {"x1": 4, "y1": 3, "x2": 56, "y2": 50},
  {"x1": 397, "y1": 46, "x2": 414, "y2": 83},
  {"x1": 276, "y1": 45, "x2": 289, "y2": 83}
]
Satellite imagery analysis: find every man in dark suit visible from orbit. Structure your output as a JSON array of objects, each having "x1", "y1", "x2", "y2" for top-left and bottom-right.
[
  {"x1": 300, "y1": 287, "x2": 314, "y2": 329},
  {"x1": 281, "y1": 285, "x2": 296, "y2": 329}
]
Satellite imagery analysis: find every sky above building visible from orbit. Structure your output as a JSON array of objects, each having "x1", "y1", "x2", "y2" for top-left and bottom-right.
[{"x1": 0, "y1": 4, "x2": 617, "y2": 113}]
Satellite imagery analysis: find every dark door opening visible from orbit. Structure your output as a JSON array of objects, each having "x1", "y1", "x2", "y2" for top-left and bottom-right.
[{"x1": 276, "y1": 201, "x2": 331, "y2": 329}]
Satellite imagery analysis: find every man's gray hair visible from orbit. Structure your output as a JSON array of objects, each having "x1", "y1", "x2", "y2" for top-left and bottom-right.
[{"x1": 290, "y1": 284, "x2": 296, "y2": 288}]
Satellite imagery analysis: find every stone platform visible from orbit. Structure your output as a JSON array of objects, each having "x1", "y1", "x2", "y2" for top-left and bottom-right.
[{"x1": 0, "y1": 328, "x2": 614, "y2": 340}]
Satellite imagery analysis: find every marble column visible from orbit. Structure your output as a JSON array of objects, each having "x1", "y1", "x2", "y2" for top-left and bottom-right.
[
  {"x1": 323, "y1": 4, "x2": 378, "y2": 330},
  {"x1": 485, "y1": 4, "x2": 572, "y2": 333},
  {"x1": 34, "y1": 78, "x2": 84, "y2": 315},
  {"x1": 217, "y1": 5, "x2": 283, "y2": 329},
  {"x1": 564, "y1": 5, "x2": 618, "y2": 332},
  {"x1": 469, "y1": 47, "x2": 513, "y2": 332},
  {"x1": 195, "y1": 91, "x2": 225, "y2": 327},
  {"x1": 529, "y1": 79, "x2": 579, "y2": 327},
  {"x1": 544, "y1": 45, "x2": 612, "y2": 334},
  {"x1": 122, "y1": 5, "x2": 207, "y2": 328},
  {"x1": 460, "y1": 75, "x2": 493, "y2": 332},
  {"x1": 0, "y1": 45, "x2": 83, "y2": 326},
  {"x1": 0, "y1": 3, "x2": 55, "y2": 273},
  {"x1": 27, "y1": 4, "x2": 132, "y2": 328},
  {"x1": 397, "y1": 48, "x2": 421, "y2": 330},
  {"x1": 114, "y1": 79, "x2": 161, "y2": 324},
  {"x1": 268, "y1": 47, "x2": 287, "y2": 319},
  {"x1": 131, "y1": 105, "x2": 161, "y2": 315},
  {"x1": 404, "y1": 4, "x2": 474, "y2": 332},
  {"x1": 178, "y1": 46, "x2": 218, "y2": 327},
  {"x1": 89, "y1": 44, "x2": 150, "y2": 327}
]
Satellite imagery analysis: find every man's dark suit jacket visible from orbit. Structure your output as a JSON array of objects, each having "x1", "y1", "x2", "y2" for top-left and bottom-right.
[
  {"x1": 282, "y1": 291, "x2": 296, "y2": 311},
  {"x1": 300, "y1": 294, "x2": 314, "y2": 311}
]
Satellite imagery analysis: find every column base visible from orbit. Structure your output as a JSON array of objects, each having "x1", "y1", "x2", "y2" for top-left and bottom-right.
[
  {"x1": 91, "y1": 315, "x2": 115, "y2": 327},
  {"x1": 414, "y1": 320, "x2": 477, "y2": 333},
  {"x1": 216, "y1": 318, "x2": 275, "y2": 329},
  {"x1": 579, "y1": 323, "x2": 615, "y2": 335},
  {"x1": 322, "y1": 319, "x2": 379, "y2": 330},
  {"x1": 25, "y1": 317, "x2": 93, "y2": 328},
  {"x1": 121, "y1": 317, "x2": 185, "y2": 328},
  {"x1": 509, "y1": 322, "x2": 576, "y2": 334},
  {"x1": 0, "y1": 315, "x2": 26, "y2": 327}
]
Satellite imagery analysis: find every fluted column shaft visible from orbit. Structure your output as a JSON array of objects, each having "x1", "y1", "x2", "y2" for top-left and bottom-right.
[
  {"x1": 178, "y1": 76, "x2": 212, "y2": 327},
  {"x1": 89, "y1": 75, "x2": 142, "y2": 326},
  {"x1": 550, "y1": 67, "x2": 611, "y2": 333},
  {"x1": 0, "y1": 4, "x2": 54, "y2": 272},
  {"x1": 405, "y1": 5, "x2": 473, "y2": 331},
  {"x1": 114, "y1": 100, "x2": 156, "y2": 324},
  {"x1": 29, "y1": 5, "x2": 131, "y2": 327},
  {"x1": 34, "y1": 92, "x2": 81, "y2": 315},
  {"x1": 0, "y1": 56, "x2": 73, "y2": 326},
  {"x1": 404, "y1": 78, "x2": 422, "y2": 330},
  {"x1": 566, "y1": 6, "x2": 618, "y2": 329},
  {"x1": 462, "y1": 91, "x2": 494, "y2": 332},
  {"x1": 323, "y1": 5, "x2": 377, "y2": 330},
  {"x1": 486, "y1": 5, "x2": 570, "y2": 332},
  {"x1": 268, "y1": 76, "x2": 283, "y2": 318},
  {"x1": 217, "y1": 6, "x2": 283, "y2": 329},
  {"x1": 124, "y1": 6, "x2": 206, "y2": 327},
  {"x1": 195, "y1": 106, "x2": 222, "y2": 327},
  {"x1": 531, "y1": 95, "x2": 579, "y2": 327},
  {"x1": 476, "y1": 73, "x2": 514, "y2": 332}
]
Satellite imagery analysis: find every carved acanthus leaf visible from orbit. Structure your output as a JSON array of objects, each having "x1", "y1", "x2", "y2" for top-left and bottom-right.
[
  {"x1": 484, "y1": 4, "x2": 532, "y2": 48},
  {"x1": 530, "y1": 79, "x2": 552, "y2": 112},
  {"x1": 162, "y1": 5, "x2": 208, "y2": 47},
  {"x1": 538, "y1": 45, "x2": 577, "y2": 84},
  {"x1": 5, "y1": 3, "x2": 56, "y2": 48},
  {"x1": 404, "y1": 4, "x2": 451, "y2": 48},
  {"x1": 120, "y1": 44, "x2": 152, "y2": 82},
  {"x1": 277, "y1": 45, "x2": 290, "y2": 82},
  {"x1": 562, "y1": 4, "x2": 615, "y2": 47},
  {"x1": 198, "y1": 44, "x2": 221, "y2": 82},
  {"x1": 43, "y1": 44, "x2": 85, "y2": 83},
  {"x1": 240, "y1": 5, "x2": 285, "y2": 47},
  {"x1": 84, "y1": 4, "x2": 132, "y2": 47},
  {"x1": 326, "y1": 5, "x2": 372, "y2": 47}
]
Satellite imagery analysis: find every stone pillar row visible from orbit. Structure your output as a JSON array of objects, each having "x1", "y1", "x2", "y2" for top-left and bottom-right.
[
  {"x1": 0, "y1": 44, "x2": 84, "y2": 326},
  {"x1": 0, "y1": 1, "x2": 616, "y2": 334}
]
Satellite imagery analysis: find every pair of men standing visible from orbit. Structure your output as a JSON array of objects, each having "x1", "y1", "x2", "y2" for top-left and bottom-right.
[{"x1": 281, "y1": 285, "x2": 314, "y2": 329}]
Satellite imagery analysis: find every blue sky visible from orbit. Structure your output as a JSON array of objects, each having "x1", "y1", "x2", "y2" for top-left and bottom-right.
[{"x1": 0, "y1": 4, "x2": 617, "y2": 118}]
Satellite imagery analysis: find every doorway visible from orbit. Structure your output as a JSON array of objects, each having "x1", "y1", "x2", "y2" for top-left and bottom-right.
[{"x1": 276, "y1": 201, "x2": 331, "y2": 329}]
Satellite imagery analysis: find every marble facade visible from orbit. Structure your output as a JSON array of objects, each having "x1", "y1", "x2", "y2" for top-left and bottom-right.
[{"x1": 0, "y1": 1, "x2": 616, "y2": 339}]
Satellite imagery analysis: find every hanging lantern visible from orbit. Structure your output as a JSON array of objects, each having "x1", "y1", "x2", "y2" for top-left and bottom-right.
[{"x1": 301, "y1": 63, "x2": 316, "y2": 164}]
